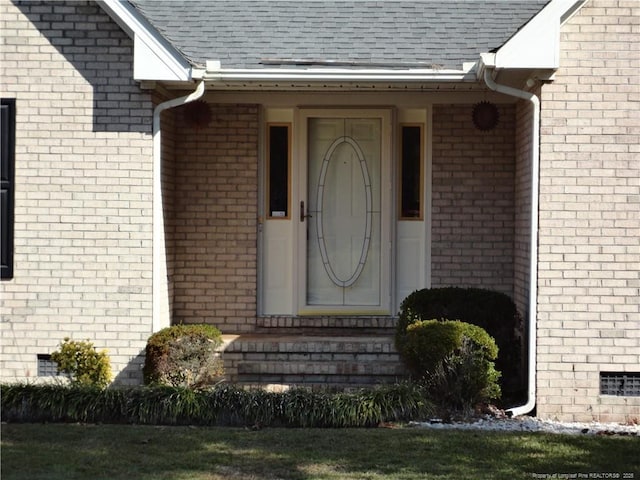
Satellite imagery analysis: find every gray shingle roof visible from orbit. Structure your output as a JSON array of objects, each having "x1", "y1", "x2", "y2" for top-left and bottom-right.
[{"x1": 129, "y1": 0, "x2": 549, "y2": 70}]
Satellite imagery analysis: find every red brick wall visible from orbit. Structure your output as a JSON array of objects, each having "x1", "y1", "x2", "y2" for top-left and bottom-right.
[
  {"x1": 170, "y1": 103, "x2": 259, "y2": 333},
  {"x1": 514, "y1": 99, "x2": 535, "y2": 322},
  {"x1": 431, "y1": 103, "x2": 516, "y2": 298}
]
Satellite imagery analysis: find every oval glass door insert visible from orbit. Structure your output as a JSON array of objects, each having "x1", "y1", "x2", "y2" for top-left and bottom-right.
[{"x1": 315, "y1": 136, "x2": 372, "y2": 287}]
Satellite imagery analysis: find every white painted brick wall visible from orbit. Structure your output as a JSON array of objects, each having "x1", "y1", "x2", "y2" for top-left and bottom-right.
[
  {"x1": 537, "y1": 0, "x2": 640, "y2": 423},
  {"x1": 0, "y1": 0, "x2": 154, "y2": 384}
]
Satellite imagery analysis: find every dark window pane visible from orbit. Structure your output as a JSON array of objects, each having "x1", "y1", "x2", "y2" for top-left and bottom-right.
[
  {"x1": 1, "y1": 189, "x2": 10, "y2": 269},
  {"x1": 400, "y1": 125, "x2": 422, "y2": 219},
  {"x1": 268, "y1": 125, "x2": 289, "y2": 218},
  {"x1": 1, "y1": 98, "x2": 15, "y2": 280}
]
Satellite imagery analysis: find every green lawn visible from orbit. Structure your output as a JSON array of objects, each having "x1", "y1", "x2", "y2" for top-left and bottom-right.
[{"x1": 1, "y1": 424, "x2": 638, "y2": 480}]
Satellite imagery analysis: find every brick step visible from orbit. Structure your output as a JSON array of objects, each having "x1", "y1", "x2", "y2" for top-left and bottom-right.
[
  {"x1": 223, "y1": 334, "x2": 399, "y2": 354},
  {"x1": 256, "y1": 316, "x2": 397, "y2": 334},
  {"x1": 221, "y1": 333, "x2": 408, "y2": 388},
  {"x1": 237, "y1": 360, "x2": 404, "y2": 376}
]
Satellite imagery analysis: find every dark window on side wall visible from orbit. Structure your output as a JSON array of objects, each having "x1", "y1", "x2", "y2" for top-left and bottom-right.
[
  {"x1": 267, "y1": 124, "x2": 290, "y2": 219},
  {"x1": 400, "y1": 124, "x2": 423, "y2": 220},
  {"x1": 1, "y1": 98, "x2": 15, "y2": 280}
]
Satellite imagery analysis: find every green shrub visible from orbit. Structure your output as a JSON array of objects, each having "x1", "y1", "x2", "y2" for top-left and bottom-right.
[
  {"x1": 400, "y1": 319, "x2": 498, "y2": 376},
  {"x1": 397, "y1": 319, "x2": 501, "y2": 410},
  {"x1": 50, "y1": 338, "x2": 112, "y2": 388},
  {"x1": 143, "y1": 324, "x2": 225, "y2": 389},
  {"x1": 426, "y1": 337, "x2": 502, "y2": 412},
  {"x1": 396, "y1": 287, "x2": 523, "y2": 396}
]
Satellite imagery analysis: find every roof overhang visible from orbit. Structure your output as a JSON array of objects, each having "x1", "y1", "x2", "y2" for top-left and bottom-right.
[
  {"x1": 495, "y1": 0, "x2": 588, "y2": 70},
  {"x1": 478, "y1": 0, "x2": 588, "y2": 86},
  {"x1": 100, "y1": 0, "x2": 588, "y2": 91},
  {"x1": 98, "y1": 0, "x2": 192, "y2": 81}
]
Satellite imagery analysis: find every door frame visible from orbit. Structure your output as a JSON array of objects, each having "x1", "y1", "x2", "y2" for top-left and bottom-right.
[{"x1": 295, "y1": 108, "x2": 393, "y2": 315}]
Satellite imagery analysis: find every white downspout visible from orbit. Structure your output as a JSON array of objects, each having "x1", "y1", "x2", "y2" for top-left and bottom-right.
[
  {"x1": 482, "y1": 68, "x2": 539, "y2": 418},
  {"x1": 152, "y1": 80, "x2": 206, "y2": 333}
]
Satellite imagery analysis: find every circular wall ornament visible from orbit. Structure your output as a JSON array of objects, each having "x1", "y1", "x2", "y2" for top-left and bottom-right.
[
  {"x1": 183, "y1": 100, "x2": 212, "y2": 129},
  {"x1": 472, "y1": 101, "x2": 499, "y2": 131}
]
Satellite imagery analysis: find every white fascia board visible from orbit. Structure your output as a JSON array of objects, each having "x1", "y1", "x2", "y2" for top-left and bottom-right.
[
  {"x1": 98, "y1": 0, "x2": 192, "y2": 82},
  {"x1": 495, "y1": 0, "x2": 588, "y2": 70},
  {"x1": 133, "y1": 40, "x2": 191, "y2": 81}
]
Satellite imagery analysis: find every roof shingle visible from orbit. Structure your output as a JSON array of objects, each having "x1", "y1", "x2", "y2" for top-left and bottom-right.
[{"x1": 129, "y1": 0, "x2": 549, "y2": 70}]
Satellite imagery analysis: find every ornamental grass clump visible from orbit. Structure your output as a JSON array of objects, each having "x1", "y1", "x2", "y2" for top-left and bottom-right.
[
  {"x1": 0, "y1": 382, "x2": 434, "y2": 427},
  {"x1": 143, "y1": 324, "x2": 225, "y2": 389},
  {"x1": 50, "y1": 337, "x2": 112, "y2": 388}
]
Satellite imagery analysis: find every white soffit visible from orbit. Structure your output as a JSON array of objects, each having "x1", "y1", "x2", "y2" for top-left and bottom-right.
[
  {"x1": 495, "y1": 0, "x2": 588, "y2": 69},
  {"x1": 98, "y1": 0, "x2": 191, "y2": 82}
]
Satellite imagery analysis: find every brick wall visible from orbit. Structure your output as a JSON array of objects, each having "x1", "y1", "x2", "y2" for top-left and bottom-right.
[
  {"x1": 431, "y1": 104, "x2": 516, "y2": 298},
  {"x1": 0, "y1": 1, "x2": 154, "y2": 384},
  {"x1": 160, "y1": 98, "x2": 177, "y2": 317},
  {"x1": 514, "y1": 100, "x2": 534, "y2": 323},
  {"x1": 170, "y1": 103, "x2": 259, "y2": 333},
  {"x1": 537, "y1": 0, "x2": 640, "y2": 422}
]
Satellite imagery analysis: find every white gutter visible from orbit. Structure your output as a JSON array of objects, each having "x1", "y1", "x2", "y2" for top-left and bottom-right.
[
  {"x1": 152, "y1": 81, "x2": 206, "y2": 333},
  {"x1": 200, "y1": 61, "x2": 476, "y2": 83},
  {"x1": 481, "y1": 61, "x2": 540, "y2": 418}
]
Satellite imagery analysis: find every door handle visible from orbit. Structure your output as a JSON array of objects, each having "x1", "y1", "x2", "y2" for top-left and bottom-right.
[{"x1": 300, "y1": 201, "x2": 312, "y2": 222}]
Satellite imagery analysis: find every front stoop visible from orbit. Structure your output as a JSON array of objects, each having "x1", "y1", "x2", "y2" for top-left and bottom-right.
[{"x1": 220, "y1": 317, "x2": 408, "y2": 390}]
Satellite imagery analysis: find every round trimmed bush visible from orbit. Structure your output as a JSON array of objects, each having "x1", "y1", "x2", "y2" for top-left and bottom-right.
[
  {"x1": 396, "y1": 287, "x2": 523, "y2": 397},
  {"x1": 400, "y1": 320, "x2": 498, "y2": 376},
  {"x1": 143, "y1": 324, "x2": 225, "y2": 389},
  {"x1": 398, "y1": 319, "x2": 501, "y2": 409}
]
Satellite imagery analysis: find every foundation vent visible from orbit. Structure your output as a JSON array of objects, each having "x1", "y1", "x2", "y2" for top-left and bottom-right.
[
  {"x1": 37, "y1": 354, "x2": 59, "y2": 377},
  {"x1": 600, "y1": 372, "x2": 640, "y2": 397}
]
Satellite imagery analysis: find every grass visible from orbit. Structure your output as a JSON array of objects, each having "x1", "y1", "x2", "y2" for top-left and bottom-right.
[{"x1": 1, "y1": 423, "x2": 638, "y2": 480}]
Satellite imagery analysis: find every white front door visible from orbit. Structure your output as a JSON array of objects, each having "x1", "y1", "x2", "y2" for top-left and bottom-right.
[{"x1": 299, "y1": 110, "x2": 391, "y2": 314}]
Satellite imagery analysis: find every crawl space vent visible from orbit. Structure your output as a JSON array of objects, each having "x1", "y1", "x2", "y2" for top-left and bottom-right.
[
  {"x1": 37, "y1": 354, "x2": 59, "y2": 377},
  {"x1": 600, "y1": 372, "x2": 640, "y2": 397}
]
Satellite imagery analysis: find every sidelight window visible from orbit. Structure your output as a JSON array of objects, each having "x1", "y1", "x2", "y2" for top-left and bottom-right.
[
  {"x1": 399, "y1": 124, "x2": 423, "y2": 220},
  {"x1": 266, "y1": 124, "x2": 291, "y2": 219}
]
